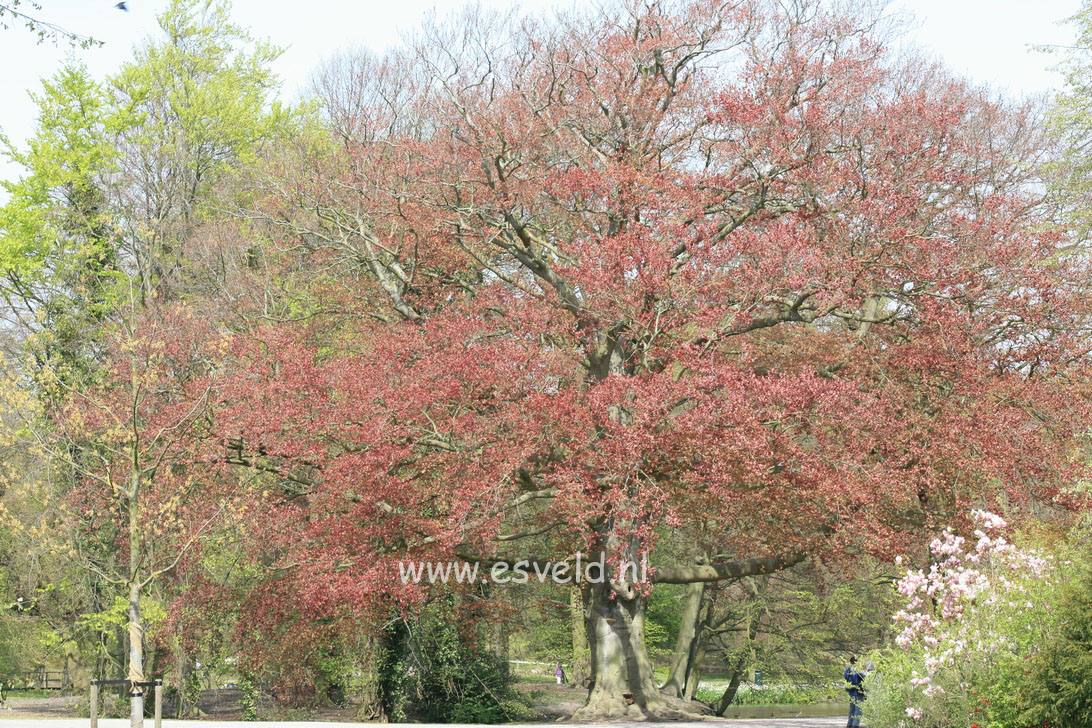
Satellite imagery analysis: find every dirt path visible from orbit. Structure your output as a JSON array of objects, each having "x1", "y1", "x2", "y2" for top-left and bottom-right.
[
  {"x1": 0, "y1": 690, "x2": 856, "y2": 727},
  {"x1": 0, "y1": 719, "x2": 854, "y2": 727},
  {"x1": 1, "y1": 695, "x2": 81, "y2": 718}
]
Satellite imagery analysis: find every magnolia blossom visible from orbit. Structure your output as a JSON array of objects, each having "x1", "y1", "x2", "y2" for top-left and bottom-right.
[
  {"x1": 971, "y1": 510, "x2": 1007, "y2": 530},
  {"x1": 889, "y1": 510, "x2": 1054, "y2": 723}
]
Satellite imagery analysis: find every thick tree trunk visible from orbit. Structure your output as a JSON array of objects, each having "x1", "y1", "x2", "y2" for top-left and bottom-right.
[
  {"x1": 354, "y1": 637, "x2": 386, "y2": 722},
  {"x1": 569, "y1": 579, "x2": 698, "y2": 721}
]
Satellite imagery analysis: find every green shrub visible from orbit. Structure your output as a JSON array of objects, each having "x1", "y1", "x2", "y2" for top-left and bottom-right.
[
  {"x1": 1015, "y1": 543, "x2": 1092, "y2": 727},
  {"x1": 694, "y1": 682, "x2": 840, "y2": 705},
  {"x1": 238, "y1": 675, "x2": 259, "y2": 721},
  {"x1": 375, "y1": 597, "x2": 534, "y2": 723},
  {"x1": 410, "y1": 604, "x2": 529, "y2": 723}
]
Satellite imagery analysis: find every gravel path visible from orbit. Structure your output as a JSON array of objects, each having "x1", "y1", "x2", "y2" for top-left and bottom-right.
[
  {"x1": 0, "y1": 696, "x2": 81, "y2": 717},
  {"x1": 0, "y1": 717, "x2": 855, "y2": 727},
  {"x1": 0, "y1": 692, "x2": 856, "y2": 727}
]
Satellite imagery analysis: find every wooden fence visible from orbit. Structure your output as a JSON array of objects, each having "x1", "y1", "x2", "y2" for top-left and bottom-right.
[{"x1": 1, "y1": 667, "x2": 66, "y2": 690}]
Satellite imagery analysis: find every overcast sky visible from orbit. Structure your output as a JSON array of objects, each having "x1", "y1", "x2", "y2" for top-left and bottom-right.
[{"x1": 0, "y1": 0, "x2": 1084, "y2": 185}]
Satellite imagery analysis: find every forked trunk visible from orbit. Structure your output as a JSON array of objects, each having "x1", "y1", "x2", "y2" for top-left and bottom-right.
[{"x1": 569, "y1": 580, "x2": 698, "y2": 721}]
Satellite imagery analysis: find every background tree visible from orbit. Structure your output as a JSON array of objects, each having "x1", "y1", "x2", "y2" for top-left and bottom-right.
[
  {"x1": 0, "y1": 62, "x2": 123, "y2": 390},
  {"x1": 0, "y1": 3, "x2": 285, "y2": 724},
  {"x1": 1044, "y1": 0, "x2": 1092, "y2": 232},
  {"x1": 108, "y1": 0, "x2": 284, "y2": 302},
  {"x1": 1017, "y1": 527, "x2": 1092, "y2": 728},
  {"x1": 0, "y1": 62, "x2": 134, "y2": 692},
  {"x1": 2, "y1": 300, "x2": 239, "y2": 726}
]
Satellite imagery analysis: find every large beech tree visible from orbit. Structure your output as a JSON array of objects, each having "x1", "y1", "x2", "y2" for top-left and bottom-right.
[{"x1": 218, "y1": 0, "x2": 1092, "y2": 719}]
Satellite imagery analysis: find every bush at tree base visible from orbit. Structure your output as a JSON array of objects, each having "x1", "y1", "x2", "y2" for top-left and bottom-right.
[{"x1": 376, "y1": 598, "x2": 535, "y2": 724}]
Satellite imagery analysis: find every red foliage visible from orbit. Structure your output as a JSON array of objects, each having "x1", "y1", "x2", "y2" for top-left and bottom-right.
[
  {"x1": 201, "y1": 0, "x2": 1091, "y2": 649},
  {"x1": 55, "y1": 304, "x2": 236, "y2": 578}
]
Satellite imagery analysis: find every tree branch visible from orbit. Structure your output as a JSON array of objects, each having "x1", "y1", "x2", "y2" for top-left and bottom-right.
[{"x1": 651, "y1": 551, "x2": 806, "y2": 584}]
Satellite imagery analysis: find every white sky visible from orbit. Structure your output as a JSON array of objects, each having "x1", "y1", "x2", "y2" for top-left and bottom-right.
[{"x1": 0, "y1": 0, "x2": 1084, "y2": 186}]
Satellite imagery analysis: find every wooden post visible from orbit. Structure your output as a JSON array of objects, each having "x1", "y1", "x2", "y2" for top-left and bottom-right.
[
  {"x1": 154, "y1": 683, "x2": 162, "y2": 728},
  {"x1": 90, "y1": 683, "x2": 98, "y2": 728}
]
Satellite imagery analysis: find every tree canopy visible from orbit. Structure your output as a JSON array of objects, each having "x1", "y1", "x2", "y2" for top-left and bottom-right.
[{"x1": 1, "y1": 0, "x2": 1091, "y2": 723}]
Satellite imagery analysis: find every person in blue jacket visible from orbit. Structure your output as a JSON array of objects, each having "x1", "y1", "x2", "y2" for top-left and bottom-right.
[{"x1": 844, "y1": 656, "x2": 865, "y2": 727}]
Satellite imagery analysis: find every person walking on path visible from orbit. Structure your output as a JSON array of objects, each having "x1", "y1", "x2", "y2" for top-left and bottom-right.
[
  {"x1": 555, "y1": 664, "x2": 566, "y2": 685},
  {"x1": 844, "y1": 656, "x2": 865, "y2": 727}
]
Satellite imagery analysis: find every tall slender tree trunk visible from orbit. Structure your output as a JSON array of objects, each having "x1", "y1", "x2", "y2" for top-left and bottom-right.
[
  {"x1": 661, "y1": 577, "x2": 707, "y2": 699},
  {"x1": 685, "y1": 626, "x2": 710, "y2": 701},
  {"x1": 714, "y1": 661, "x2": 747, "y2": 715},
  {"x1": 127, "y1": 470, "x2": 145, "y2": 728},
  {"x1": 714, "y1": 596, "x2": 760, "y2": 716},
  {"x1": 127, "y1": 579, "x2": 145, "y2": 727}
]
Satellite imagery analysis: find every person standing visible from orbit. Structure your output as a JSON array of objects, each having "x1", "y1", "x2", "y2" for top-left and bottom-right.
[
  {"x1": 555, "y1": 664, "x2": 565, "y2": 685},
  {"x1": 844, "y1": 656, "x2": 865, "y2": 727}
]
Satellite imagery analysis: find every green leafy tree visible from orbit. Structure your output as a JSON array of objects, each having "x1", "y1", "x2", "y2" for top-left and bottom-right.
[
  {"x1": 0, "y1": 63, "x2": 126, "y2": 390},
  {"x1": 0, "y1": 64, "x2": 128, "y2": 676},
  {"x1": 1043, "y1": 1, "x2": 1092, "y2": 231},
  {"x1": 0, "y1": 7, "x2": 286, "y2": 726},
  {"x1": 108, "y1": 0, "x2": 284, "y2": 301}
]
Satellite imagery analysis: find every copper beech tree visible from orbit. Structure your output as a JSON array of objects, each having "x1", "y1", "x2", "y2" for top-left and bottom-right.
[{"x1": 216, "y1": 0, "x2": 1091, "y2": 719}]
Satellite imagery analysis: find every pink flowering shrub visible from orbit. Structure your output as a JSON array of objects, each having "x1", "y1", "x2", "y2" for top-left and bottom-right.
[{"x1": 864, "y1": 511, "x2": 1062, "y2": 728}]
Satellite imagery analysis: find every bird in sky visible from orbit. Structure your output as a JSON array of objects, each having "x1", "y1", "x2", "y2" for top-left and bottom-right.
[{"x1": 115, "y1": 1, "x2": 128, "y2": 10}]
